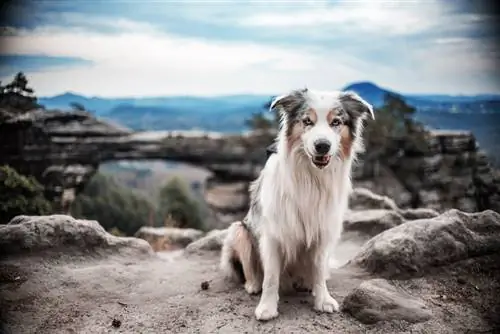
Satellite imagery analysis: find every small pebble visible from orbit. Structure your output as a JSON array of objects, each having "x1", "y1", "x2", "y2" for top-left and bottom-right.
[
  {"x1": 112, "y1": 319, "x2": 121, "y2": 328},
  {"x1": 201, "y1": 281, "x2": 210, "y2": 290},
  {"x1": 457, "y1": 277, "x2": 466, "y2": 285}
]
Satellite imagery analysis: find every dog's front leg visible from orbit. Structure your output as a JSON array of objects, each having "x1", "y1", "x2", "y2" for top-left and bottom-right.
[
  {"x1": 312, "y1": 244, "x2": 339, "y2": 313},
  {"x1": 255, "y1": 235, "x2": 281, "y2": 321}
]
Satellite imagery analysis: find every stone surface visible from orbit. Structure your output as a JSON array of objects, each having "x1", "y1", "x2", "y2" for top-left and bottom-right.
[
  {"x1": 344, "y1": 210, "x2": 405, "y2": 238},
  {"x1": 0, "y1": 215, "x2": 153, "y2": 257},
  {"x1": 346, "y1": 209, "x2": 500, "y2": 278},
  {"x1": 1, "y1": 212, "x2": 499, "y2": 333},
  {"x1": 185, "y1": 229, "x2": 228, "y2": 254},
  {"x1": 134, "y1": 226, "x2": 204, "y2": 252},
  {"x1": 0, "y1": 109, "x2": 273, "y2": 213},
  {"x1": 349, "y1": 188, "x2": 399, "y2": 211},
  {"x1": 342, "y1": 279, "x2": 432, "y2": 324},
  {"x1": 1, "y1": 109, "x2": 499, "y2": 220}
]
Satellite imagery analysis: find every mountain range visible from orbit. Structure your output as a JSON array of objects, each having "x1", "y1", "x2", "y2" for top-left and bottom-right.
[
  {"x1": 39, "y1": 82, "x2": 500, "y2": 124},
  {"x1": 37, "y1": 82, "x2": 500, "y2": 165},
  {"x1": 37, "y1": 82, "x2": 500, "y2": 164}
]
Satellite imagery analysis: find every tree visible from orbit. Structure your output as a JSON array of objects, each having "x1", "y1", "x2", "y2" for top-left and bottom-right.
[
  {"x1": 245, "y1": 97, "x2": 277, "y2": 131},
  {"x1": 0, "y1": 165, "x2": 52, "y2": 223},
  {"x1": 71, "y1": 173, "x2": 154, "y2": 236},
  {"x1": 364, "y1": 93, "x2": 428, "y2": 158},
  {"x1": 156, "y1": 177, "x2": 204, "y2": 230},
  {"x1": 70, "y1": 102, "x2": 86, "y2": 112},
  {"x1": 0, "y1": 72, "x2": 40, "y2": 113},
  {"x1": 244, "y1": 112, "x2": 274, "y2": 131}
]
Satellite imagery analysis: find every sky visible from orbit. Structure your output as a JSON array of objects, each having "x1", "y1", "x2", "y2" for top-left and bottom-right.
[{"x1": 0, "y1": 0, "x2": 499, "y2": 97}]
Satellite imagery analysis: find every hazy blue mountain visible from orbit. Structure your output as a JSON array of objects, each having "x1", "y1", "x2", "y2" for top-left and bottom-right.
[
  {"x1": 38, "y1": 82, "x2": 500, "y2": 132},
  {"x1": 37, "y1": 83, "x2": 500, "y2": 162},
  {"x1": 343, "y1": 81, "x2": 500, "y2": 114}
]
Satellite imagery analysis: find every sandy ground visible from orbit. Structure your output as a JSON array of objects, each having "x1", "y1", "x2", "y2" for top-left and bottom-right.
[{"x1": 1, "y1": 247, "x2": 499, "y2": 334}]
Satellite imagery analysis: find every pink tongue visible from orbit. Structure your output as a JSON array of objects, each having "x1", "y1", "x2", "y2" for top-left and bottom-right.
[{"x1": 321, "y1": 156, "x2": 329, "y2": 162}]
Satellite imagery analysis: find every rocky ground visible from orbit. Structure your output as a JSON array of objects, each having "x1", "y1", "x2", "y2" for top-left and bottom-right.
[{"x1": 1, "y1": 189, "x2": 500, "y2": 334}]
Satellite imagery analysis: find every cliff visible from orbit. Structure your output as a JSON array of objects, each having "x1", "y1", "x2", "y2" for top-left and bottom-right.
[{"x1": 0, "y1": 109, "x2": 499, "y2": 220}]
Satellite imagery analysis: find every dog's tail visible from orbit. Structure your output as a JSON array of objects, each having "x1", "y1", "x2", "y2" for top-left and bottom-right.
[{"x1": 220, "y1": 221, "x2": 246, "y2": 283}]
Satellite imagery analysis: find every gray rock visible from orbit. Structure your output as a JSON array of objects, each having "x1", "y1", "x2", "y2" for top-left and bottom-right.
[
  {"x1": 0, "y1": 215, "x2": 153, "y2": 257},
  {"x1": 349, "y1": 188, "x2": 399, "y2": 211},
  {"x1": 344, "y1": 210, "x2": 405, "y2": 238},
  {"x1": 185, "y1": 228, "x2": 228, "y2": 253},
  {"x1": 342, "y1": 279, "x2": 432, "y2": 324},
  {"x1": 398, "y1": 208, "x2": 439, "y2": 220},
  {"x1": 134, "y1": 226, "x2": 204, "y2": 251},
  {"x1": 346, "y1": 209, "x2": 500, "y2": 278}
]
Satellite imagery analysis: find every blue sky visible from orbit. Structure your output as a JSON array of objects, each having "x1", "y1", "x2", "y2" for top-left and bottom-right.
[{"x1": 0, "y1": 0, "x2": 499, "y2": 97}]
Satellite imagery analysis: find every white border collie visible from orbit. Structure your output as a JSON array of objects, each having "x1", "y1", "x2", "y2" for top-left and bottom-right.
[{"x1": 220, "y1": 88, "x2": 374, "y2": 321}]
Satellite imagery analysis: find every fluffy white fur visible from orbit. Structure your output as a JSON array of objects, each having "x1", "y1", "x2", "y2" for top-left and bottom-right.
[{"x1": 220, "y1": 89, "x2": 373, "y2": 321}]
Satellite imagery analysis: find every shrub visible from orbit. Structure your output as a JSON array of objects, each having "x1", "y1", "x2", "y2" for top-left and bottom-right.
[
  {"x1": 71, "y1": 173, "x2": 154, "y2": 236},
  {"x1": 156, "y1": 176, "x2": 205, "y2": 231},
  {"x1": 0, "y1": 165, "x2": 52, "y2": 223}
]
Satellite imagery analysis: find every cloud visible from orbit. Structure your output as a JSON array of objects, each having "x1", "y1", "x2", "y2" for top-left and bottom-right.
[
  {"x1": 0, "y1": 24, "x2": 372, "y2": 97},
  {"x1": 237, "y1": 0, "x2": 443, "y2": 35},
  {"x1": 0, "y1": 2, "x2": 498, "y2": 96}
]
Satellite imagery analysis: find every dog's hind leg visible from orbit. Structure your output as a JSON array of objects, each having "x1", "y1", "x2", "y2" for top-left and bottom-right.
[{"x1": 220, "y1": 221, "x2": 262, "y2": 294}]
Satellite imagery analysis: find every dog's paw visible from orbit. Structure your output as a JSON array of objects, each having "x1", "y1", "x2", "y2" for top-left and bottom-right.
[
  {"x1": 255, "y1": 303, "x2": 279, "y2": 321},
  {"x1": 244, "y1": 281, "x2": 261, "y2": 295},
  {"x1": 314, "y1": 294, "x2": 340, "y2": 313}
]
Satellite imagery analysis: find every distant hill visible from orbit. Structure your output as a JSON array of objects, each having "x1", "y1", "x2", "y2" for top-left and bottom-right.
[
  {"x1": 38, "y1": 82, "x2": 500, "y2": 132},
  {"x1": 342, "y1": 82, "x2": 500, "y2": 112}
]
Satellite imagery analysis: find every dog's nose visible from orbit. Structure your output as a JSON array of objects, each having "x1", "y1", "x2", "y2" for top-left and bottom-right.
[{"x1": 314, "y1": 139, "x2": 331, "y2": 155}]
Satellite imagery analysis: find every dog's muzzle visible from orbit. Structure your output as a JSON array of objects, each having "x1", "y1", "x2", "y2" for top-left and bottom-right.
[{"x1": 311, "y1": 139, "x2": 332, "y2": 169}]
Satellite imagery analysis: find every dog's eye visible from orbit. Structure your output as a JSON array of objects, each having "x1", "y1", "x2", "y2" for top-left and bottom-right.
[
  {"x1": 330, "y1": 118, "x2": 342, "y2": 127},
  {"x1": 302, "y1": 118, "x2": 313, "y2": 126}
]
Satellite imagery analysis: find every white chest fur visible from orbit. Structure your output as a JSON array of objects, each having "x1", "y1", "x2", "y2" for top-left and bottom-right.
[{"x1": 258, "y1": 154, "x2": 352, "y2": 265}]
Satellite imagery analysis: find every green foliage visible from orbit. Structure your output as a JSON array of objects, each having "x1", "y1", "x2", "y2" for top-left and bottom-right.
[
  {"x1": 245, "y1": 97, "x2": 277, "y2": 131},
  {"x1": 0, "y1": 165, "x2": 52, "y2": 223},
  {"x1": 70, "y1": 102, "x2": 86, "y2": 111},
  {"x1": 71, "y1": 173, "x2": 154, "y2": 236},
  {"x1": 156, "y1": 176, "x2": 204, "y2": 231},
  {"x1": 244, "y1": 112, "x2": 274, "y2": 131},
  {"x1": 364, "y1": 93, "x2": 428, "y2": 157},
  {"x1": 0, "y1": 72, "x2": 40, "y2": 114}
]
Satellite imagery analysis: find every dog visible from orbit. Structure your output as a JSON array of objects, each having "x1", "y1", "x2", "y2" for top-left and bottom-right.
[{"x1": 220, "y1": 88, "x2": 374, "y2": 321}]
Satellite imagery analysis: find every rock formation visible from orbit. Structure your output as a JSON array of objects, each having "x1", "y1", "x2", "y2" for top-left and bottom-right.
[
  {"x1": 1, "y1": 190, "x2": 499, "y2": 333},
  {"x1": 0, "y1": 109, "x2": 272, "y2": 214},
  {"x1": 1, "y1": 109, "x2": 499, "y2": 221},
  {"x1": 134, "y1": 226, "x2": 204, "y2": 252}
]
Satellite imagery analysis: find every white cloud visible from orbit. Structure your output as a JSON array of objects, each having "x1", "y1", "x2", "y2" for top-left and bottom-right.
[
  {"x1": 237, "y1": 0, "x2": 445, "y2": 36},
  {"x1": 0, "y1": 4, "x2": 499, "y2": 97},
  {"x1": 0, "y1": 24, "x2": 372, "y2": 96}
]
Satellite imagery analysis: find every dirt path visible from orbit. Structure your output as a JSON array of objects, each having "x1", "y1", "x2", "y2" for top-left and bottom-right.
[{"x1": 1, "y1": 249, "x2": 499, "y2": 334}]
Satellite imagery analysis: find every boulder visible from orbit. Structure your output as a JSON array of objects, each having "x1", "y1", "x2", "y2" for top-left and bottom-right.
[
  {"x1": 0, "y1": 215, "x2": 153, "y2": 257},
  {"x1": 350, "y1": 187, "x2": 400, "y2": 211},
  {"x1": 134, "y1": 226, "x2": 204, "y2": 252},
  {"x1": 185, "y1": 229, "x2": 228, "y2": 253},
  {"x1": 346, "y1": 209, "x2": 500, "y2": 278},
  {"x1": 342, "y1": 279, "x2": 432, "y2": 324},
  {"x1": 398, "y1": 208, "x2": 439, "y2": 220},
  {"x1": 344, "y1": 210, "x2": 405, "y2": 238}
]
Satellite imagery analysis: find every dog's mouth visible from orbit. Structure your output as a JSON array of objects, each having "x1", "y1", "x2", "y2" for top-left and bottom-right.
[{"x1": 311, "y1": 155, "x2": 331, "y2": 169}]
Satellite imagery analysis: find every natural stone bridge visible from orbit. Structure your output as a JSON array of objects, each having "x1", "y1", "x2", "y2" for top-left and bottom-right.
[
  {"x1": 0, "y1": 109, "x2": 275, "y2": 211},
  {"x1": 1, "y1": 108, "x2": 499, "y2": 216}
]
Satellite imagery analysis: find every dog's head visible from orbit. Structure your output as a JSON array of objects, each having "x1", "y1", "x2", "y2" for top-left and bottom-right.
[{"x1": 270, "y1": 88, "x2": 374, "y2": 169}]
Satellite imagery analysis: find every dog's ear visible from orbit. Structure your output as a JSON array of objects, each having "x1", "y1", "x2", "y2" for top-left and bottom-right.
[
  {"x1": 339, "y1": 91, "x2": 375, "y2": 120},
  {"x1": 269, "y1": 88, "x2": 308, "y2": 115}
]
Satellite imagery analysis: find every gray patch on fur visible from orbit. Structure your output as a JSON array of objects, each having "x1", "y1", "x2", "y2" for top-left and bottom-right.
[
  {"x1": 339, "y1": 91, "x2": 373, "y2": 138},
  {"x1": 243, "y1": 171, "x2": 264, "y2": 240},
  {"x1": 270, "y1": 89, "x2": 309, "y2": 138}
]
